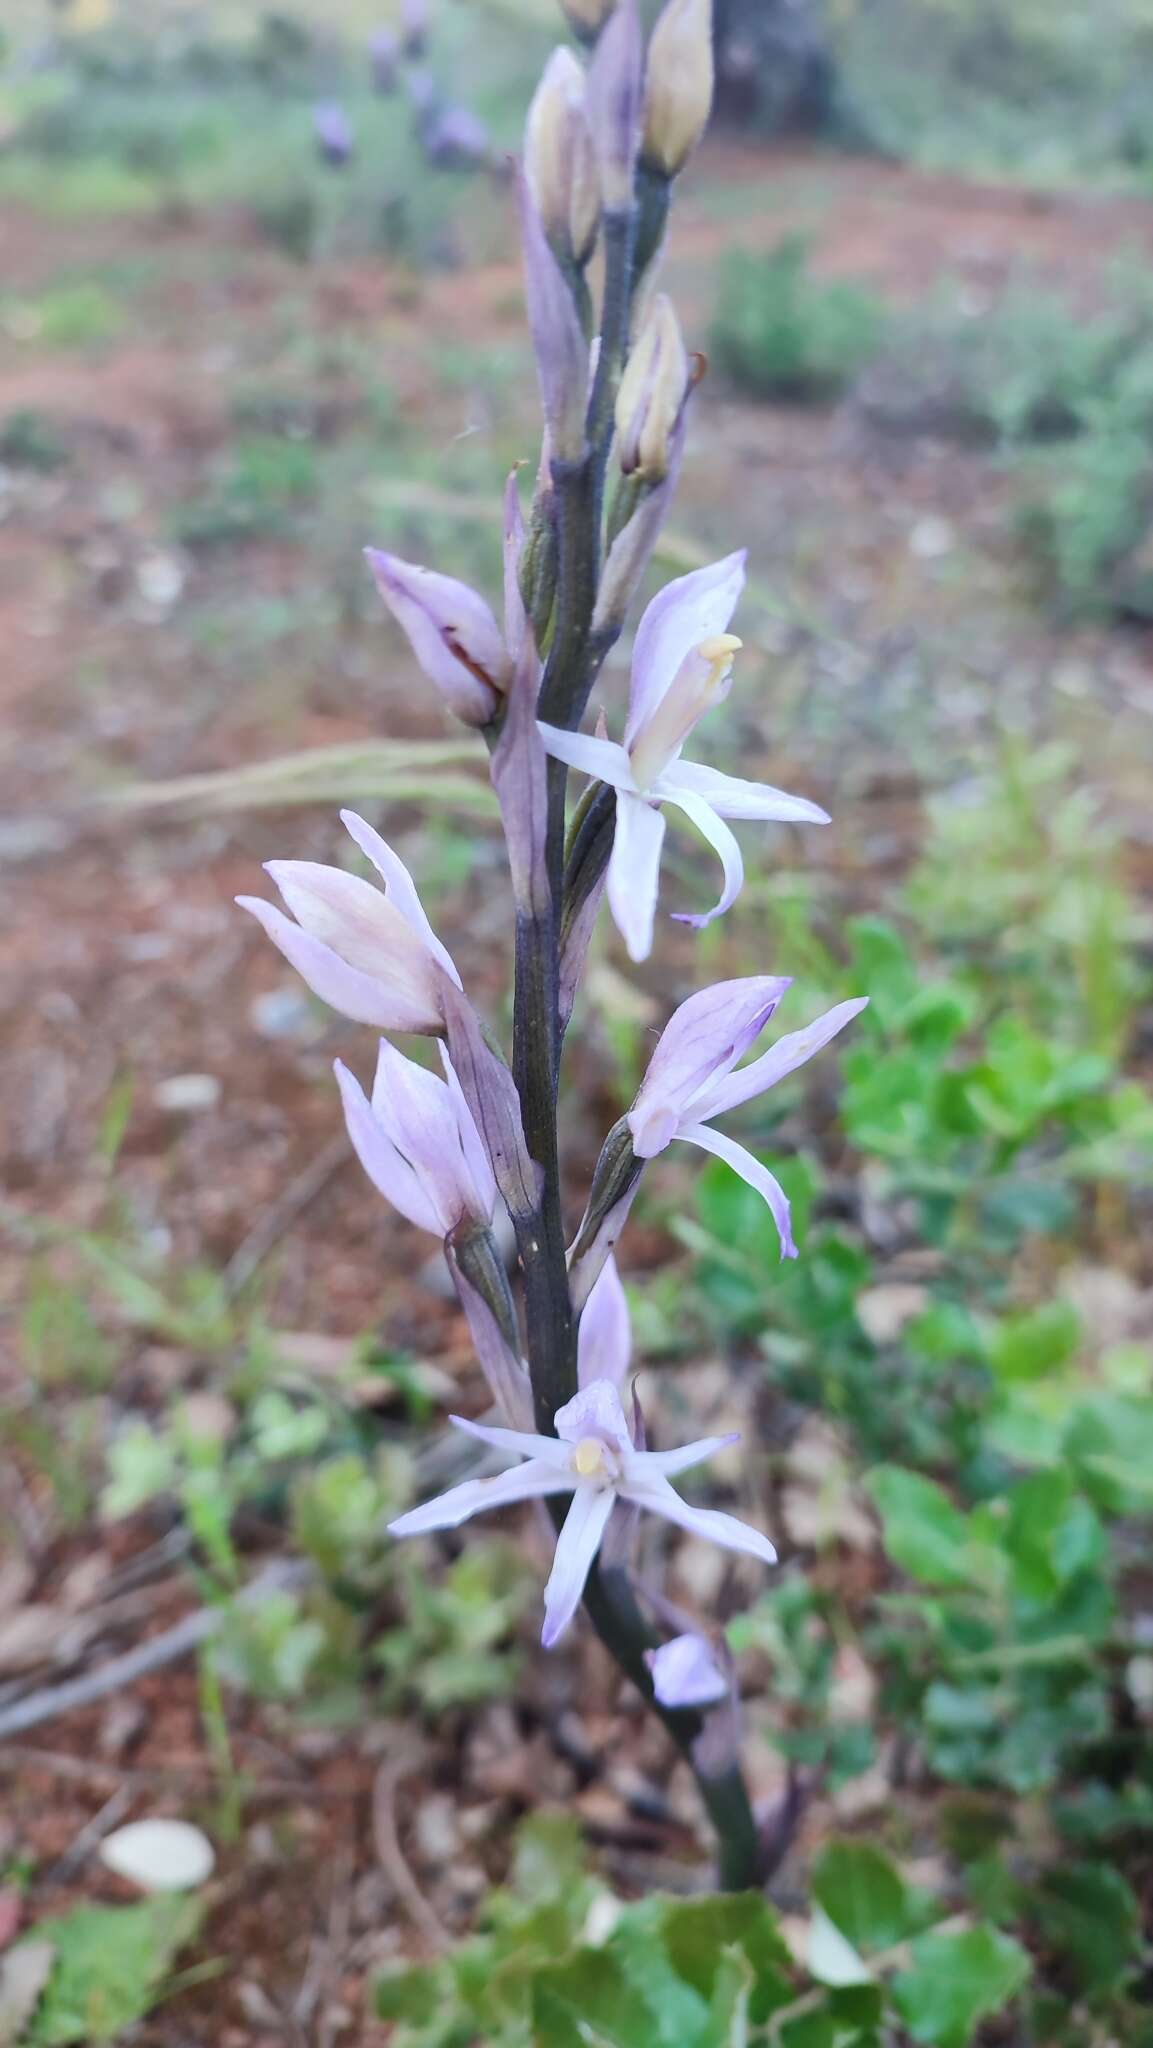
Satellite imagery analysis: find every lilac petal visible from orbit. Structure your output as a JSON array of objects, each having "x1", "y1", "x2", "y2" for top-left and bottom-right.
[
  {"x1": 606, "y1": 792, "x2": 666, "y2": 963},
  {"x1": 335, "y1": 1058, "x2": 444, "y2": 1234},
  {"x1": 661, "y1": 788, "x2": 745, "y2": 929},
  {"x1": 369, "y1": 1038, "x2": 491, "y2": 1231},
  {"x1": 678, "y1": 1121, "x2": 797, "y2": 1259},
  {"x1": 536, "y1": 722, "x2": 636, "y2": 790},
  {"x1": 237, "y1": 895, "x2": 439, "y2": 1033},
  {"x1": 518, "y1": 171, "x2": 589, "y2": 464},
  {"x1": 626, "y1": 552, "x2": 746, "y2": 749},
  {"x1": 658, "y1": 757, "x2": 831, "y2": 825},
  {"x1": 577, "y1": 1255, "x2": 631, "y2": 1389},
  {"x1": 625, "y1": 1470, "x2": 778, "y2": 1565},
  {"x1": 693, "y1": 997, "x2": 870, "y2": 1121},
  {"x1": 648, "y1": 1633, "x2": 729, "y2": 1709},
  {"x1": 638, "y1": 1432, "x2": 740, "y2": 1478},
  {"x1": 626, "y1": 976, "x2": 792, "y2": 1153},
  {"x1": 450, "y1": 1413, "x2": 573, "y2": 1468},
  {"x1": 541, "y1": 1485, "x2": 616, "y2": 1646},
  {"x1": 389, "y1": 1460, "x2": 572, "y2": 1537},
  {"x1": 363, "y1": 549, "x2": 508, "y2": 727},
  {"x1": 439, "y1": 1047, "x2": 497, "y2": 1219},
  {"x1": 555, "y1": 1377, "x2": 633, "y2": 1451},
  {"x1": 338, "y1": 810, "x2": 461, "y2": 988},
  {"x1": 503, "y1": 469, "x2": 527, "y2": 660}
]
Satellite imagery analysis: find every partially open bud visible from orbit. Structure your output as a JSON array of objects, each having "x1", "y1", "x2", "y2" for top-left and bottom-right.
[
  {"x1": 526, "y1": 48, "x2": 601, "y2": 270},
  {"x1": 560, "y1": 0, "x2": 618, "y2": 41},
  {"x1": 615, "y1": 293, "x2": 689, "y2": 484},
  {"x1": 365, "y1": 549, "x2": 510, "y2": 727},
  {"x1": 642, "y1": 0, "x2": 715, "y2": 178}
]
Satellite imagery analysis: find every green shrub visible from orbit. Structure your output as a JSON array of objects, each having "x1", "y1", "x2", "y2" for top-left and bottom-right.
[{"x1": 710, "y1": 236, "x2": 887, "y2": 402}]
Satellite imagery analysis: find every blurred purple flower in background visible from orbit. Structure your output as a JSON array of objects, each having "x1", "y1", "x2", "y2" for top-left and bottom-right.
[{"x1": 313, "y1": 100, "x2": 354, "y2": 169}]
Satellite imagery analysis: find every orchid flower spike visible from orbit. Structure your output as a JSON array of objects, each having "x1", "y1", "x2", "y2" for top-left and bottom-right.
[
  {"x1": 577, "y1": 1254, "x2": 631, "y2": 1388},
  {"x1": 628, "y1": 977, "x2": 869, "y2": 1257},
  {"x1": 335, "y1": 1040, "x2": 495, "y2": 1239},
  {"x1": 647, "y1": 1632, "x2": 728, "y2": 1709},
  {"x1": 237, "y1": 810, "x2": 460, "y2": 1033},
  {"x1": 364, "y1": 550, "x2": 511, "y2": 729},
  {"x1": 388, "y1": 1377, "x2": 775, "y2": 1647},
  {"x1": 538, "y1": 554, "x2": 829, "y2": 960}
]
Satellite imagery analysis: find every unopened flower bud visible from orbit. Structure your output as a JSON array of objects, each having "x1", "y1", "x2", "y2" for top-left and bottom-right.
[
  {"x1": 586, "y1": 0, "x2": 642, "y2": 212},
  {"x1": 642, "y1": 0, "x2": 714, "y2": 178},
  {"x1": 560, "y1": 0, "x2": 617, "y2": 42},
  {"x1": 615, "y1": 293, "x2": 688, "y2": 483},
  {"x1": 526, "y1": 48, "x2": 601, "y2": 270},
  {"x1": 365, "y1": 549, "x2": 510, "y2": 728},
  {"x1": 518, "y1": 172, "x2": 590, "y2": 464}
]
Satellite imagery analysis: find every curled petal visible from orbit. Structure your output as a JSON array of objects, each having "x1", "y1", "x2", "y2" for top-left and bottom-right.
[
  {"x1": 542, "y1": 1486, "x2": 616, "y2": 1646},
  {"x1": 237, "y1": 894, "x2": 441, "y2": 1033},
  {"x1": 606, "y1": 793, "x2": 666, "y2": 963},
  {"x1": 658, "y1": 757, "x2": 830, "y2": 825},
  {"x1": 693, "y1": 997, "x2": 869, "y2": 1121},
  {"x1": 555, "y1": 1376, "x2": 633, "y2": 1453},
  {"x1": 661, "y1": 788, "x2": 745, "y2": 930},
  {"x1": 625, "y1": 1470, "x2": 778, "y2": 1565},
  {"x1": 627, "y1": 976, "x2": 792, "y2": 1154},
  {"x1": 537, "y1": 722, "x2": 636, "y2": 791},
  {"x1": 335, "y1": 1058, "x2": 444, "y2": 1234},
  {"x1": 577, "y1": 1255, "x2": 632, "y2": 1389},
  {"x1": 364, "y1": 549, "x2": 508, "y2": 727},
  {"x1": 638, "y1": 1432, "x2": 740, "y2": 1478},
  {"x1": 647, "y1": 1632, "x2": 729, "y2": 1709},
  {"x1": 626, "y1": 552, "x2": 746, "y2": 750},
  {"x1": 678, "y1": 1121, "x2": 797, "y2": 1259},
  {"x1": 339, "y1": 810, "x2": 461, "y2": 988},
  {"x1": 388, "y1": 1460, "x2": 573, "y2": 1537},
  {"x1": 450, "y1": 1413, "x2": 573, "y2": 1469}
]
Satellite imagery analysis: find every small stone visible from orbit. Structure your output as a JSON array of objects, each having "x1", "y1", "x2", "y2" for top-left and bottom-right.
[
  {"x1": 249, "y1": 987, "x2": 319, "y2": 1042},
  {"x1": 856, "y1": 1283, "x2": 930, "y2": 1345},
  {"x1": 99, "y1": 1817, "x2": 216, "y2": 1892},
  {"x1": 908, "y1": 515, "x2": 954, "y2": 561},
  {"x1": 413, "y1": 1794, "x2": 460, "y2": 1865},
  {"x1": 153, "y1": 1073, "x2": 221, "y2": 1114}
]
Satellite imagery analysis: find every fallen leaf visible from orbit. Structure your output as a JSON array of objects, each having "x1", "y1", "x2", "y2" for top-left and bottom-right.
[
  {"x1": 0, "y1": 1940, "x2": 55, "y2": 2046},
  {"x1": 856, "y1": 1283, "x2": 930, "y2": 1346},
  {"x1": 98, "y1": 1819, "x2": 215, "y2": 1894},
  {"x1": 0, "y1": 1608, "x2": 64, "y2": 1677}
]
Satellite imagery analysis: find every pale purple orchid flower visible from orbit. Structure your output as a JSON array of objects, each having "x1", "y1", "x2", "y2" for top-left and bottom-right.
[
  {"x1": 334, "y1": 1040, "x2": 495, "y2": 1238},
  {"x1": 388, "y1": 1377, "x2": 775, "y2": 1647},
  {"x1": 237, "y1": 809, "x2": 459, "y2": 1034},
  {"x1": 365, "y1": 550, "x2": 511, "y2": 728},
  {"x1": 538, "y1": 554, "x2": 829, "y2": 961},
  {"x1": 628, "y1": 977, "x2": 869, "y2": 1257},
  {"x1": 647, "y1": 1632, "x2": 728, "y2": 1709},
  {"x1": 577, "y1": 1254, "x2": 631, "y2": 1388}
]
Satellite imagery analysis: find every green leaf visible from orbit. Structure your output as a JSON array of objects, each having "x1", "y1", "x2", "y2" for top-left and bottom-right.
[
  {"x1": 988, "y1": 1303, "x2": 1080, "y2": 1383},
  {"x1": 512, "y1": 1813, "x2": 587, "y2": 1901},
  {"x1": 25, "y1": 1899, "x2": 201, "y2": 2045},
  {"x1": 812, "y1": 1841, "x2": 915, "y2": 1954},
  {"x1": 1033, "y1": 1864, "x2": 1140, "y2": 1995},
  {"x1": 893, "y1": 1925, "x2": 1030, "y2": 2047},
  {"x1": 532, "y1": 1949, "x2": 658, "y2": 2047},
  {"x1": 865, "y1": 1467, "x2": 974, "y2": 1588},
  {"x1": 646, "y1": 1894, "x2": 793, "y2": 2025}
]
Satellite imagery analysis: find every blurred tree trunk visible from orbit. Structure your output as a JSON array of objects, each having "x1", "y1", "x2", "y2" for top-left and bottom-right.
[{"x1": 713, "y1": 0, "x2": 840, "y2": 135}]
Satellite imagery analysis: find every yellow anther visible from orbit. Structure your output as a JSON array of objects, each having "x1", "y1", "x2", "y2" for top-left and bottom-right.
[
  {"x1": 573, "y1": 1438, "x2": 605, "y2": 1478},
  {"x1": 697, "y1": 634, "x2": 742, "y2": 664}
]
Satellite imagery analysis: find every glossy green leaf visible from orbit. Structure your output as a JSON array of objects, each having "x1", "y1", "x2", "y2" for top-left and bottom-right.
[{"x1": 893, "y1": 1925, "x2": 1030, "y2": 2047}]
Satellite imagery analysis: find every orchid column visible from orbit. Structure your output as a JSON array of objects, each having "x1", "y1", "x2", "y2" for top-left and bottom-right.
[{"x1": 240, "y1": 0, "x2": 865, "y2": 1892}]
